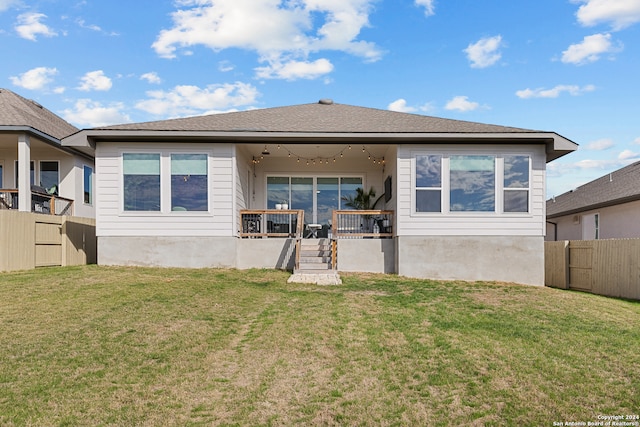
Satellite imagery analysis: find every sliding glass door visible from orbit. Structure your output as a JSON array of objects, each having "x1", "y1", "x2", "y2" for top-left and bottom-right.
[{"x1": 267, "y1": 176, "x2": 362, "y2": 228}]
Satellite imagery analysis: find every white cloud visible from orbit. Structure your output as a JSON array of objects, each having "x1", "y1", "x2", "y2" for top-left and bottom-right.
[
  {"x1": 586, "y1": 138, "x2": 614, "y2": 150},
  {"x1": 9, "y1": 66, "x2": 58, "y2": 90},
  {"x1": 61, "y1": 99, "x2": 131, "y2": 127},
  {"x1": 387, "y1": 99, "x2": 435, "y2": 114},
  {"x1": 140, "y1": 72, "x2": 162, "y2": 84},
  {"x1": 388, "y1": 99, "x2": 416, "y2": 113},
  {"x1": 76, "y1": 18, "x2": 102, "y2": 32},
  {"x1": 15, "y1": 12, "x2": 58, "y2": 41},
  {"x1": 76, "y1": 17, "x2": 119, "y2": 36},
  {"x1": 515, "y1": 84, "x2": 595, "y2": 99},
  {"x1": 464, "y1": 35, "x2": 503, "y2": 68},
  {"x1": 53, "y1": 86, "x2": 66, "y2": 94},
  {"x1": 445, "y1": 96, "x2": 480, "y2": 112},
  {"x1": 415, "y1": 0, "x2": 435, "y2": 16},
  {"x1": 78, "y1": 70, "x2": 113, "y2": 91},
  {"x1": 561, "y1": 33, "x2": 621, "y2": 65},
  {"x1": 634, "y1": 137, "x2": 640, "y2": 145},
  {"x1": 255, "y1": 58, "x2": 334, "y2": 80},
  {"x1": 218, "y1": 60, "x2": 234, "y2": 72},
  {"x1": 0, "y1": 0, "x2": 20, "y2": 12},
  {"x1": 575, "y1": 0, "x2": 640, "y2": 30},
  {"x1": 618, "y1": 149, "x2": 639, "y2": 160},
  {"x1": 152, "y1": 0, "x2": 382, "y2": 80},
  {"x1": 135, "y1": 82, "x2": 260, "y2": 117}
]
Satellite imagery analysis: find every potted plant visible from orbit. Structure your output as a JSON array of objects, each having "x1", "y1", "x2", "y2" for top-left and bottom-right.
[{"x1": 341, "y1": 187, "x2": 384, "y2": 233}]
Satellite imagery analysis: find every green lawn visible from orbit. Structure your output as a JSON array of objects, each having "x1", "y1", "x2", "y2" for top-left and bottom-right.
[{"x1": 0, "y1": 266, "x2": 638, "y2": 426}]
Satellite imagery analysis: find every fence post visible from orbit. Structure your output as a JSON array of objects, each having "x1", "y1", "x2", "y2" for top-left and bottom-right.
[{"x1": 562, "y1": 240, "x2": 570, "y2": 290}]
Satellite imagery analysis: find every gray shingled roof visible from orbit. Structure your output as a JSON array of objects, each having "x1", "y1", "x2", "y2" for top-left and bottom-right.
[
  {"x1": 0, "y1": 88, "x2": 78, "y2": 140},
  {"x1": 96, "y1": 101, "x2": 539, "y2": 134},
  {"x1": 547, "y1": 160, "x2": 640, "y2": 218}
]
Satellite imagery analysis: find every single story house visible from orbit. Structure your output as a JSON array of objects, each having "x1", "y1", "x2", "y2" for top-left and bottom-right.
[
  {"x1": 64, "y1": 99, "x2": 577, "y2": 285},
  {"x1": 546, "y1": 160, "x2": 640, "y2": 241},
  {"x1": 0, "y1": 88, "x2": 95, "y2": 218}
]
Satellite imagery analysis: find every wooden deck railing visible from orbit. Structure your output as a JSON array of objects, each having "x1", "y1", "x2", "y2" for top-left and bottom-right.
[
  {"x1": 0, "y1": 189, "x2": 74, "y2": 216},
  {"x1": 239, "y1": 209, "x2": 305, "y2": 238},
  {"x1": 331, "y1": 210, "x2": 394, "y2": 238}
]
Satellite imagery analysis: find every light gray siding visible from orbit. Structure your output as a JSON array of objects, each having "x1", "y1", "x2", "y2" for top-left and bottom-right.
[
  {"x1": 396, "y1": 143, "x2": 546, "y2": 237},
  {"x1": 95, "y1": 141, "x2": 234, "y2": 237}
]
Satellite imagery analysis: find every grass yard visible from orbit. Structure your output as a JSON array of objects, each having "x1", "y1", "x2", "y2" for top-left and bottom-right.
[{"x1": 0, "y1": 266, "x2": 639, "y2": 426}]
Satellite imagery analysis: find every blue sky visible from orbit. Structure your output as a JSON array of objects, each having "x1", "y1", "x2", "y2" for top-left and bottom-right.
[{"x1": 1, "y1": 0, "x2": 640, "y2": 197}]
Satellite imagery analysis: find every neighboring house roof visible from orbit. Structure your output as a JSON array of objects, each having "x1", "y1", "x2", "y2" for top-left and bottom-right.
[
  {"x1": 547, "y1": 160, "x2": 640, "y2": 218},
  {"x1": 63, "y1": 99, "x2": 578, "y2": 162},
  {"x1": 0, "y1": 88, "x2": 78, "y2": 141}
]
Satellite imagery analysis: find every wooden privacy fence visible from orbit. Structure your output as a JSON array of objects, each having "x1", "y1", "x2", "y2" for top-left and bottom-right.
[
  {"x1": 545, "y1": 239, "x2": 640, "y2": 300},
  {"x1": 0, "y1": 210, "x2": 96, "y2": 272}
]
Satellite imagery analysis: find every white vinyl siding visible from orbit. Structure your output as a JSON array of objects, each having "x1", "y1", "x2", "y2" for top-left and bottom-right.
[
  {"x1": 95, "y1": 142, "x2": 235, "y2": 237},
  {"x1": 397, "y1": 144, "x2": 546, "y2": 237}
]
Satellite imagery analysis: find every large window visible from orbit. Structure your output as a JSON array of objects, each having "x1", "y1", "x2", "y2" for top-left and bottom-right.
[
  {"x1": 123, "y1": 153, "x2": 160, "y2": 211},
  {"x1": 84, "y1": 165, "x2": 93, "y2": 205},
  {"x1": 266, "y1": 176, "x2": 362, "y2": 225},
  {"x1": 414, "y1": 153, "x2": 530, "y2": 214},
  {"x1": 450, "y1": 155, "x2": 495, "y2": 212},
  {"x1": 171, "y1": 154, "x2": 208, "y2": 211}
]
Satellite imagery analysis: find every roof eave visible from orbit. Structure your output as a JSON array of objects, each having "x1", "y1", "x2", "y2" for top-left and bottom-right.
[
  {"x1": 1, "y1": 125, "x2": 94, "y2": 160},
  {"x1": 65, "y1": 129, "x2": 576, "y2": 160},
  {"x1": 547, "y1": 194, "x2": 640, "y2": 219}
]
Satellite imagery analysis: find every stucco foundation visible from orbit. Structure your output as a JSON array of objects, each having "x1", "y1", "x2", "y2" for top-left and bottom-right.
[
  {"x1": 337, "y1": 238, "x2": 395, "y2": 273},
  {"x1": 99, "y1": 236, "x2": 298, "y2": 270},
  {"x1": 396, "y1": 235, "x2": 544, "y2": 285},
  {"x1": 98, "y1": 236, "x2": 237, "y2": 268},
  {"x1": 236, "y1": 238, "x2": 296, "y2": 270}
]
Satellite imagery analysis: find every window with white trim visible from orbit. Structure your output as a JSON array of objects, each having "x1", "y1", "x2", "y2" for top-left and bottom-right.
[
  {"x1": 414, "y1": 153, "x2": 530, "y2": 214},
  {"x1": 83, "y1": 165, "x2": 93, "y2": 205},
  {"x1": 450, "y1": 155, "x2": 495, "y2": 212},
  {"x1": 503, "y1": 155, "x2": 530, "y2": 213},
  {"x1": 123, "y1": 153, "x2": 160, "y2": 211},
  {"x1": 171, "y1": 154, "x2": 208, "y2": 211},
  {"x1": 415, "y1": 155, "x2": 442, "y2": 212}
]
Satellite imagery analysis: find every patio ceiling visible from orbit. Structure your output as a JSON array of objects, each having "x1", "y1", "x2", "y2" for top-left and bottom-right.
[{"x1": 240, "y1": 143, "x2": 389, "y2": 162}]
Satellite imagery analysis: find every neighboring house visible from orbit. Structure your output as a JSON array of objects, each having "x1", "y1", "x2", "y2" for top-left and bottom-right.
[
  {"x1": 546, "y1": 161, "x2": 640, "y2": 241},
  {"x1": 0, "y1": 88, "x2": 95, "y2": 218},
  {"x1": 64, "y1": 99, "x2": 577, "y2": 285}
]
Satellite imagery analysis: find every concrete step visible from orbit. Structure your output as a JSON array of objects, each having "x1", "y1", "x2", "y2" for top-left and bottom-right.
[
  {"x1": 288, "y1": 272, "x2": 342, "y2": 285},
  {"x1": 300, "y1": 250, "x2": 331, "y2": 257},
  {"x1": 298, "y1": 262, "x2": 332, "y2": 270},
  {"x1": 300, "y1": 256, "x2": 331, "y2": 263}
]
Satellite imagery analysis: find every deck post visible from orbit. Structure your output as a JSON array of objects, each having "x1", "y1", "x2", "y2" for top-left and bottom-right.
[{"x1": 17, "y1": 133, "x2": 31, "y2": 212}]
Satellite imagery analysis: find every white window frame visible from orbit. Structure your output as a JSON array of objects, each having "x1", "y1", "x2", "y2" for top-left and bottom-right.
[
  {"x1": 83, "y1": 165, "x2": 93, "y2": 206},
  {"x1": 265, "y1": 173, "x2": 365, "y2": 224},
  {"x1": 120, "y1": 150, "x2": 212, "y2": 215},
  {"x1": 412, "y1": 151, "x2": 532, "y2": 216},
  {"x1": 38, "y1": 160, "x2": 60, "y2": 190}
]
